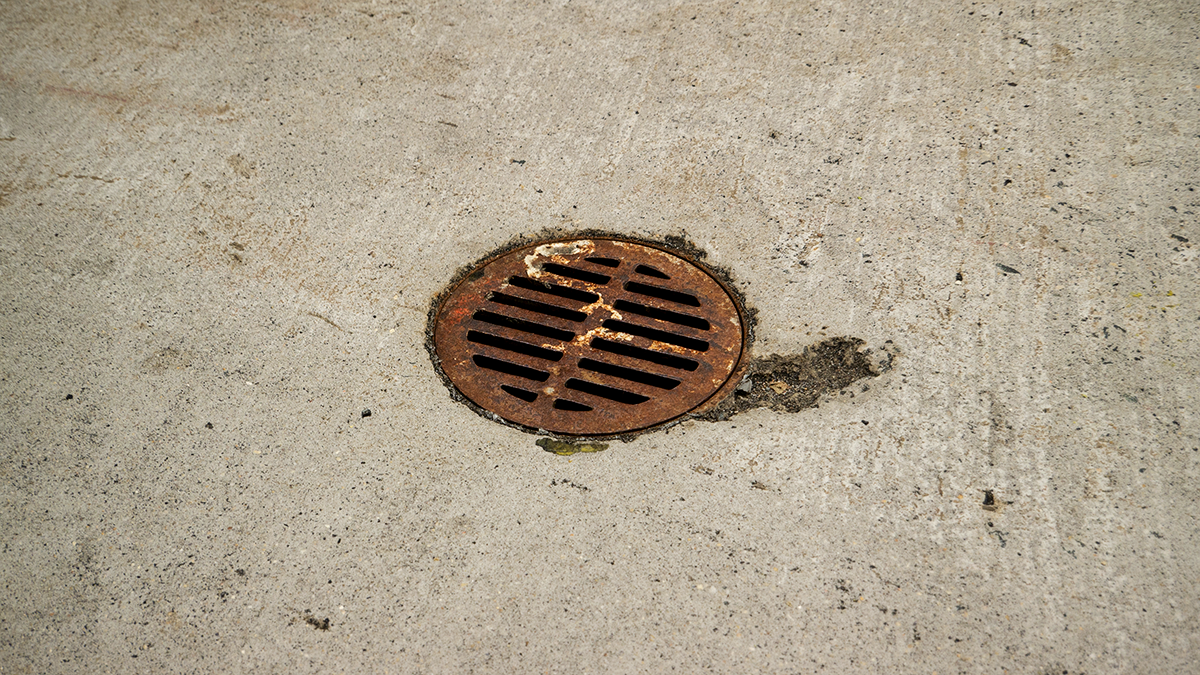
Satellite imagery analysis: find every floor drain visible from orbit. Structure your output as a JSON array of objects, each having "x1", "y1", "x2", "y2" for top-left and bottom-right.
[{"x1": 431, "y1": 238, "x2": 749, "y2": 437}]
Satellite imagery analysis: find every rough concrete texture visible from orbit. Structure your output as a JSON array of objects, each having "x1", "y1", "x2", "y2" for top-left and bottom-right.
[{"x1": 1, "y1": 1, "x2": 1197, "y2": 673}]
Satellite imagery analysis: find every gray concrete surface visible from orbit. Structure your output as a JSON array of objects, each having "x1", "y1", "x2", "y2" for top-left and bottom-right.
[{"x1": 2, "y1": 1, "x2": 1197, "y2": 672}]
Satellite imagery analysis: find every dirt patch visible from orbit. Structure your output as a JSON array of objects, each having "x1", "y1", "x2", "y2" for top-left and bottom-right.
[
  {"x1": 697, "y1": 337, "x2": 894, "y2": 420},
  {"x1": 537, "y1": 438, "x2": 609, "y2": 455},
  {"x1": 226, "y1": 153, "x2": 255, "y2": 179},
  {"x1": 140, "y1": 347, "x2": 193, "y2": 375}
]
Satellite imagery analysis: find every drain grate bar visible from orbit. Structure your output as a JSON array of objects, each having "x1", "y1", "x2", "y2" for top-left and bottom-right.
[
  {"x1": 601, "y1": 320, "x2": 710, "y2": 352},
  {"x1": 612, "y1": 299, "x2": 711, "y2": 330},
  {"x1": 501, "y1": 384, "x2": 539, "y2": 402},
  {"x1": 469, "y1": 311, "x2": 574, "y2": 344},
  {"x1": 622, "y1": 281, "x2": 700, "y2": 307},
  {"x1": 634, "y1": 264, "x2": 671, "y2": 279},
  {"x1": 590, "y1": 337, "x2": 700, "y2": 371},
  {"x1": 466, "y1": 330, "x2": 564, "y2": 362},
  {"x1": 488, "y1": 292, "x2": 588, "y2": 322},
  {"x1": 542, "y1": 263, "x2": 612, "y2": 285},
  {"x1": 472, "y1": 355, "x2": 550, "y2": 382},
  {"x1": 554, "y1": 398, "x2": 594, "y2": 411},
  {"x1": 584, "y1": 257, "x2": 621, "y2": 268},
  {"x1": 506, "y1": 276, "x2": 601, "y2": 304},
  {"x1": 577, "y1": 358, "x2": 681, "y2": 390},
  {"x1": 564, "y1": 377, "x2": 650, "y2": 405}
]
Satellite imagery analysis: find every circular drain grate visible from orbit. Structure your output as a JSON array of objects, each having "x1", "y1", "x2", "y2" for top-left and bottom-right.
[{"x1": 431, "y1": 238, "x2": 748, "y2": 436}]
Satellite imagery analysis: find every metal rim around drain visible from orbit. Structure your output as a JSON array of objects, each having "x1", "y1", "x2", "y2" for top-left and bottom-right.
[{"x1": 431, "y1": 238, "x2": 749, "y2": 437}]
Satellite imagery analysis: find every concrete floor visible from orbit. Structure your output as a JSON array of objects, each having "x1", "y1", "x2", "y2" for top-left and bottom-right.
[{"x1": 2, "y1": 1, "x2": 1197, "y2": 672}]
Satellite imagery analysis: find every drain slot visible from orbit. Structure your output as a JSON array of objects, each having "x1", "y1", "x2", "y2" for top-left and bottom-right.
[
  {"x1": 553, "y1": 398, "x2": 593, "y2": 411},
  {"x1": 585, "y1": 257, "x2": 620, "y2": 268},
  {"x1": 472, "y1": 355, "x2": 550, "y2": 382},
  {"x1": 602, "y1": 320, "x2": 709, "y2": 352},
  {"x1": 578, "y1": 358, "x2": 680, "y2": 390},
  {"x1": 507, "y1": 276, "x2": 600, "y2": 304},
  {"x1": 488, "y1": 292, "x2": 587, "y2": 322},
  {"x1": 590, "y1": 338, "x2": 700, "y2": 371},
  {"x1": 623, "y1": 281, "x2": 700, "y2": 306},
  {"x1": 471, "y1": 310, "x2": 574, "y2": 341},
  {"x1": 612, "y1": 300, "x2": 711, "y2": 330},
  {"x1": 634, "y1": 264, "x2": 670, "y2": 279},
  {"x1": 501, "y1": 385, "x2": 539, "y2": 402},
  {"x1": 542, "y1": 263, "x2": 611, "y2": 285},
  {"x1": 467, "y1": 330, "x2": 563, "y2": 361},
  {"x1": 565, "y1": 378, "x2": 649, "y2": 405}
]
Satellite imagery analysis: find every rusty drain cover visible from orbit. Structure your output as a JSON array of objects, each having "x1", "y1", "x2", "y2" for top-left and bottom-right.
[{"x1": 431, "y1": 238, "x2": 749, "y2": 437}]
